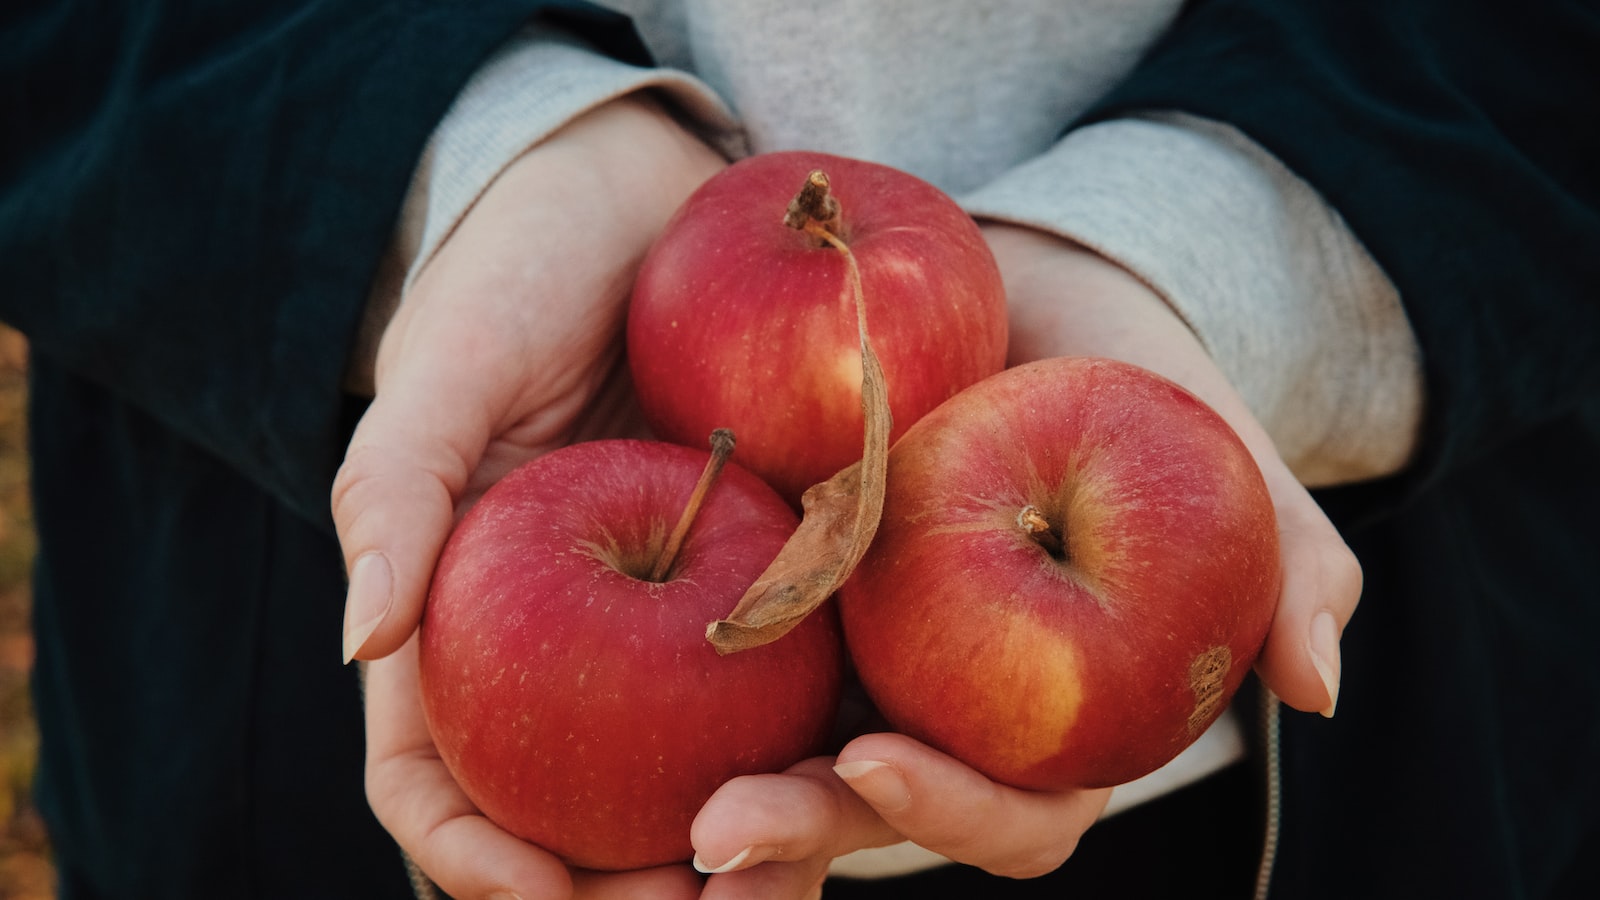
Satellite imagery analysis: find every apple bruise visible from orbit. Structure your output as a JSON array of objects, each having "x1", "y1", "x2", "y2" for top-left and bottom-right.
[{"x1": 1186, "y1": 644, "x2": 1232, "y2": 736}]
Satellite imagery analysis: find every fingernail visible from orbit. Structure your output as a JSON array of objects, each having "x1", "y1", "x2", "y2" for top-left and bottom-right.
[
  {"x1": 692, "y1": 844, "x2": 778, "y2": 874},
  {"x1": 487, "y1": 893, "x2": 524, "y2": 900},
  {"x1": 1309, "y1": 610, "x2": 1342, "y2": 718},
  {"x1": 834, "y1": 760, "x2": 911, "y2": 813},
  {"x1": 342, "y1": 552, "x2": 393, "y2": 664}
]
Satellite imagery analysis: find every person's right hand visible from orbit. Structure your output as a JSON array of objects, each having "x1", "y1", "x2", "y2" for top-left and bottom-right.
[{"x1": 331, "y1": 94, "x2": 727, "y2": 900}]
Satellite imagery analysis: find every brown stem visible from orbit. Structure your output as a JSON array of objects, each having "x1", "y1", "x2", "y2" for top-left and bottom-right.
[
  {"x1": 802, "y1": 221, "x2": 866, "y2": 335},
  {"x1": 1018, "y1": 505, "x2": 1065, "y2": 560},
  {"x1": 789, "y1": 172, "x2": 869, "y2": 377},
  {"x1": 651, "y1": 429, "x2": 737, "y2": 582},
  {"x1": 783, "y1": 169, "x2": 859, "y2": 325},
  {"x1": 704, "y1": 169, "x2": 891, "y2": 655},
  {"x1": 784, "y1": 169, "x2": 842, "y2": 235}
]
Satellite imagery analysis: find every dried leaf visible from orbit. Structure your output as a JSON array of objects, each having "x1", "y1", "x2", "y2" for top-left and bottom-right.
[{"x1": 706, "y1": 185, "x2": 891, "y2": 655}]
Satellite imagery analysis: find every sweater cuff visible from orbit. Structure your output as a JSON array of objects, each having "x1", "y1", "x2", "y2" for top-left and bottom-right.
[
  {"x1": 961, "y1": 113, "x2": 1423, "y2": 487},
  {"x1": 394, "y1": 22, "x2": 739, "y2": 292}
]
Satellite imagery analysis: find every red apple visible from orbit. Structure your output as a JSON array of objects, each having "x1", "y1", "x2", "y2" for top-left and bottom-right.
[
  {"x1": 837, "y1": 357, "x2": 1280, "y2": 790},
  {"x1": 627, "y1": 150, "x2": 1007, "y2": 505},
  {"x1": 419, "y1": 438, "x2": 845, "y2": 871}
]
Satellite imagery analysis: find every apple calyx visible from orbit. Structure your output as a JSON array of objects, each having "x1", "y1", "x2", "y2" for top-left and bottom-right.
[
  {"x1": 1017, "y1": 504, "x2": 1067, "y2": 561},
  {"x1": 648, "y1": 428, "x2": 737, "y2": 583},
  {"x1": 704, "y1": 172, "x2": 892, "y2": 655}
]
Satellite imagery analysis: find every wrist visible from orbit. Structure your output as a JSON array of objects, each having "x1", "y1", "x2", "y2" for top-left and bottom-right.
[
  {"x1": 980, "y1": 222, "x2": 1202, "y2": 371},
  {"x1": 348, "y1": 94, "x2": 724, "y2": 398},
  {"x1": 545, "y1": 93, "x2": 727, "y2": 248}
]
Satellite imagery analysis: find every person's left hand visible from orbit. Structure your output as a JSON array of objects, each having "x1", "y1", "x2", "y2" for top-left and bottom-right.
[{"x1": 686, "y1": 222, "x2": 1360, "y2": 897}]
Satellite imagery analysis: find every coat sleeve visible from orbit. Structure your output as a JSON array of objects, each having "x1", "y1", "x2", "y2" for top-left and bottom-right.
[
  {"x1": 1081, "y1": 0, "x2": 1600, "y2": 516},
  {"x1": 0, "y1": 0, "x2": 652, "y2": 527}
]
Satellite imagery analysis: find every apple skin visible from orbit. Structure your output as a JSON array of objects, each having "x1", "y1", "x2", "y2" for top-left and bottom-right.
[
  {"x1": 627, "y1": 150, "x2": 1007, "y2": 505},
  {"x1": 419, "y1": 439, "x2": 845, "y2": 871},
  {"x1": 836, "y1": 357, "x2": 1280, "y2": 791}
]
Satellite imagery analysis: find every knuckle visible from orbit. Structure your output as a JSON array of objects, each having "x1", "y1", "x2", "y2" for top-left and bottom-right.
[
  {"x1": 1330, "y1": 542, "x2": 1364, "y2": 599},
  {"x1": 329, "y1": 442, "x2": 386, "y2": 521},
  {"x1": 362, "y1": 760, "x2": 403, "y2": 832},
  {"x1": 1313, "y1": 539, "x2": 1364, "y2": 623},
  {"x1": 330, "y1": 443, "x2": 458, "y2": 549}
]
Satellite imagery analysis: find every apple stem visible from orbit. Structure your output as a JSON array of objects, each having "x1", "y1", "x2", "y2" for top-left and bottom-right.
[
  {"x1": 784, "y1": 169, "x2": 843, "y2": 239},
  {"x1": 781, "y1": 169, "x2": 867, "y2": 352},
  {"x1": 650, "y1": 429, "x2": 737, "y2": 583},
  {"x1": 1018, "y1": 505, "x2": 1066, "y2": 560}
]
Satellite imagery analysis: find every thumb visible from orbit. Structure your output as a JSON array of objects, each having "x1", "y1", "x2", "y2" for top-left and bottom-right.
[
  {"x1": 1252, "y1": 478, "x2": 1363, "y2": 717},
  {"x1": 833, "y1": 733, "x2": 1111, "y2": 880},
  {"x1": 331, "y1": 359, "x2": 490, "y2": 663}
]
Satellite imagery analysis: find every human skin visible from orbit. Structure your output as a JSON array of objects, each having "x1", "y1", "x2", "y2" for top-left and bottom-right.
[{"x1": 332, "y1": 94, "x2": 1358, "y2": 899}]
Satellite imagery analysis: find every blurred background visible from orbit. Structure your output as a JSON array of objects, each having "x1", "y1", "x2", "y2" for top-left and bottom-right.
[{"x1": 0, "y1": 324, "x2": 53, "y2": 899}]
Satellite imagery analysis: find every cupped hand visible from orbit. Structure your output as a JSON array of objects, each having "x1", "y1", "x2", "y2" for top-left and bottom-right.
[
  {"x1": 687, "y1": 222, "x2": 1359, "y2": 897},
  {"x1": 330, "y1": 94, "x2": 726, "y2": 899}
]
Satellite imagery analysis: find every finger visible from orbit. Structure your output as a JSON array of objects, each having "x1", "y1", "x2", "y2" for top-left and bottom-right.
[
  {"x1": 699, "y1": 857, "x2": 829, "y2": 900},
  {"x1": 832, "y1": 733, "x2": 1111, "y2": 879},
  {"x1": 1175, "y1": 378, "x2": 1361, "y2": 719},
  {"x1": 364, "y1": 636, "x2": 574, "y2": 899},
  {"x1": 332, "y1": 348, "x2": 494, "y2": 662},
  {"x1": 691, "y1": 756, "x2": 898, "y2": 882},
  {"x1": 569, "y1": 865, "x2": 706, "y2": 899},
  {"x1": 1253, "y1": 470, "x2": 1362, "y2": 717}
]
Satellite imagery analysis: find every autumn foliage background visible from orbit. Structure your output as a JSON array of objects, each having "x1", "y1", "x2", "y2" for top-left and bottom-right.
[{"x1": 0, "y1": 325, "x2": 52, "y2": 899}]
